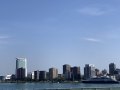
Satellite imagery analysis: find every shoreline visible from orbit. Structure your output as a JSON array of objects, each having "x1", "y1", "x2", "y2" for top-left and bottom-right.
[{"x1": 0, "y1": 80, "x2": 82, "y2": 83}]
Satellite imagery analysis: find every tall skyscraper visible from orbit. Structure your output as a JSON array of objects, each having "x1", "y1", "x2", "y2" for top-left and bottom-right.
[
  {"x1": 71, "y1": 66, "x2": 81, "y2": 80},
  {"x1": 63, "y1": 64, "x2": 71, "y2": 74},
  {"x1": 49, "y1": 68, "x2": 58, "y2": 80},
  {"x1": 84, "y1": 64, "x2": 95, "y2": 80},
  {"x1": 39, "y1": 71, "x2": 47, "y2": 81},
  {"x1": 109, "y1": 63, "x2": 116, "y2": 75},
  {"x1": 16, "y1": 58, "x2": 27, "y2": 80},
  {"x1": 34, "y1": 70, "x2": 39, "y2": 80},
  {"x1": 16, "y1": 68, "x2": 25, "y2": 80},
  {"x1": 63, "y1": 64, "x2": 71, "y2": 80}
]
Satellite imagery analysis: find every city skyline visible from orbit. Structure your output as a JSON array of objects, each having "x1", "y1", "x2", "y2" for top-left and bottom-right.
[
  {"x1": 1, "y1": 61, "x2": 120, "y2": 83},
  {"x1": 1, "y1": 0, "x2": 120, "y2": 75},
  {"x1": 0, "y1": 56, "x2": 119, "y2": 79},
  {"x1": 4, "y1": 58, "x2": 120, "y2": 76}
]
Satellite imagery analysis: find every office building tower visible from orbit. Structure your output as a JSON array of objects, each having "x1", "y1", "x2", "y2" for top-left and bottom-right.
[
  {"x1": 0, "y1": 76, "x2": 5, "y2": 81},
  {"x1": 27, "y1": 72, "x2": 34, "y2": 80},
  {"x1": 63, "y1": 64, "x2": 71, "y2": 74},
  {"x1": 49, "y1": 68, "x2": 58, "y2": 80},
  {"x1": 71, "y1": 66, "x2": 81, "y2": 80},
  {"x1": 11, "y1": 74, "x2": 16, "y2": 81},
  {"x1": 16, "y1": 68, "x2": 25, "y2": 80},
  {"x1": 90, "y1": 65, "x2": 96, "y2": 77},
  {"x1": 95, "y1": 68, "x2": 100, "y2": 76},
  {"x1": 109, "y1": 63, "x2": 116, "y2": 75},
  {"x1": 63, "y1": 64, "x2": 71, "y2": 80},
  {"x1": 16, "y1": 58, "x2": 27, "y2": 80},
  {"x1": 84, "y1": 64, "x2": 90, "y2": 79},
  {"x1": 46, "y1": 72, "x2": 49, "y2": 80},
  {"x1": 39, "y1": 71, "x2": 47, "y2": 81},
  {"x1": 84, "y1": 64, "x2": 95, "y2": 80},
  {"x1": 34, "y1": 70, "x2": 39, "y2": 80},
  {"x1": 27, "y1": 72, "x2": 32, "y2": 80},
  {"x1": 114, "y1": 69, "x2": 120, "y2": 74},
  {"x1": 31, "y1": 72, "x2": 34, "y2": 80}
]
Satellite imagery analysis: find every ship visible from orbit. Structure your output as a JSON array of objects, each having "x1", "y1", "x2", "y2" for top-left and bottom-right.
[{"x1": 82, "y1": 76, "x2": 119, "y2": 84}]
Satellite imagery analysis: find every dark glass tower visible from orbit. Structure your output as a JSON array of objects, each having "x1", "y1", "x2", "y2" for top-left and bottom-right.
[{"x1": 109, "y1": 63, "x2": 116, "y2": 75}]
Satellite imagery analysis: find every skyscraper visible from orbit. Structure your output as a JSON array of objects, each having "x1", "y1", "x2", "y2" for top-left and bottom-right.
[
  {"x1": 34, "y1": 70, "x2": 39, "y2": 80},
  {"x1": 71, "y1": 66, "x2": 81, "y2": 80},
  {"x1": 16, "y1": 68, "x2": 25, "y2": 80},
  {"x1": 63, "y1": 64, "x2": 71, "y2": 80},
  {"x1": 109, "y1": 63, "x2": 116, "y2": 75},
  {"x1": 84, "y1": 64, "x2": 95, "y2": 80},
  {"x1": 39, "y1": 71, "x2": 47, "y2": 81},
  {"x1": 49, "y1": 68, "x2": 58, "y2": 80},
  {"x1": 16, "y1": 58, "x2": 27, "y2": 80},
  {"x1": 63, "y1": 64, "x2": 71, "y2": 74}
]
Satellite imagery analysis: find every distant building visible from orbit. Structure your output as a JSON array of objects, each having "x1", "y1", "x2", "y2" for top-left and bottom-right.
[
  {"x1": 114, "y1": 69, "x2": 120, "y2": 81},
  {"x1": 109, "y1": 63, "x2": 116, "y2": 75},
  {"x1": 63, "y1": 64, "x2": 71, "y2": 74},
  {"x1": 114, "y1": 69, "x2": 120, "y2": 74},
  {"x1": 63, "y1": 64, "x2": 71, "y2": 80},
  {"x1": 101, "y1": 69, "x2": 107, "y2": 76},
  {"x1": 39, "y1": 71, "x2": 47, "y2": 81},
  {"x1": 27, "y1": 72, "x2": 33, "y2": 80},
  {"x1": 46, "y1": 72, "x2": 49, "y2": 80},
  {"x1": 16, "y1": 68, "x2": 25, "y2": 80},
  {"x1": 95, "y1": 68, "x2": 100, "y2": 76},
  {"x1": 0, "y1": 76, "x2": 5, "y2": 81},
  {"x1": 31, "y1": 72, "x2": 34, "y2": 80},
  {"x1": 11, "y1": 74, "x2": 16, "y2": 80},
  {"x1": 84, "y1": 64, "x2": 90, "y2": 79},
  {"x1": 34, "y1": 70, "x2": 39, "y2": 81},
  {"x1": 71, "y1": 66, "x2": 81, "y2": 80},
  {"x1": 58, "y1": 74, "x2": 64, "y2": 80},
  {"x1": 49, "y1": 68, "x2": 58, "y2": 80},
  {"x1": 84, "y1": 64, "x2": 95, "y2": 80},
  {"x1": 16, "y1": 58, "x2": 27, "y2": 80},
  {"x1": 90, "y1": 65, "x2": 96, "y2": 77},
  {"x1": 27, "y1": 72, "x2": 34, "y2": 80}
]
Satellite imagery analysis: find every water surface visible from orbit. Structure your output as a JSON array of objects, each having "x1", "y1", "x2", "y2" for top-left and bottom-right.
[{"x1": 0, "y1": 83, "x2": 120, "y2": 90}]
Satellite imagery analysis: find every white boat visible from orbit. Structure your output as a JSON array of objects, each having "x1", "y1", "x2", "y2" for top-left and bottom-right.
[{"x1": 82, "y1": 76, "x2": 119, "y2": 84}]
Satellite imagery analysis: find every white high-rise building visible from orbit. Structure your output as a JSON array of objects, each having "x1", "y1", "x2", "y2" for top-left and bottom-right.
[
  {"x1": 84, "y1": 64, "x2": 95, "y2": 80},
  {"x1": 16, "y1": 58, "x2": 27, "y2": 78},
  {"x1": 49, "y1": 68, "x2": 58, "y2": 80}
]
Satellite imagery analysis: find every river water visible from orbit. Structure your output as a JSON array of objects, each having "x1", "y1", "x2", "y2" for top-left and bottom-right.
[{"x1": 0, "y1": 83, "x2": 120, "y2": 90}]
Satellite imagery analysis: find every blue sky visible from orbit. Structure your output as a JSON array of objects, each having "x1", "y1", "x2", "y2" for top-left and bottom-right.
[{"x1": 0, "y1": 0, "x2": 120, "y2": 75}]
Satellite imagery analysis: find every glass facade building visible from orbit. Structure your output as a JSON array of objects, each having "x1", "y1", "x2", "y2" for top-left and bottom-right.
[{"x1": 16, "y1": 58, "x2": 27, "y2": 79}]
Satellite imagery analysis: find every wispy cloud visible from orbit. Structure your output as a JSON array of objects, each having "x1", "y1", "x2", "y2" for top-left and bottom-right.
[
  {"x1": 0, "y1": 35, "x2": 10, "y2": 44},
  {"x1": 82, "y1": 37, "x2": 101, "y2": 43},
  {"x1": 0, "y1": 35, "x2": 9, "y2": 39},
  {"x1": 78, "y1": 7, "x2": 109, "y2": 16}
]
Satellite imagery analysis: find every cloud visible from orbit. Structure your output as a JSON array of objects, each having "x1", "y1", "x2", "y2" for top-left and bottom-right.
[
  {"x1": 78, "y1": 7, "x2": 107, "y2": 16},
  {"x1": 82, "y1": 37, "x2": 101, "y2": 43},
  {"x1": 0, "y1": 35, "x2": 9, "y2": 39},
  {"x1": 0, "y1": 35, "x2": 10, "y2": 44}
]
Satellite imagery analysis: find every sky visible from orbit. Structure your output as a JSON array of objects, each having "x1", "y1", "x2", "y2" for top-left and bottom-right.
[{"x1": 1, "y1": 0, "x2": 120, "y2": 75}]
